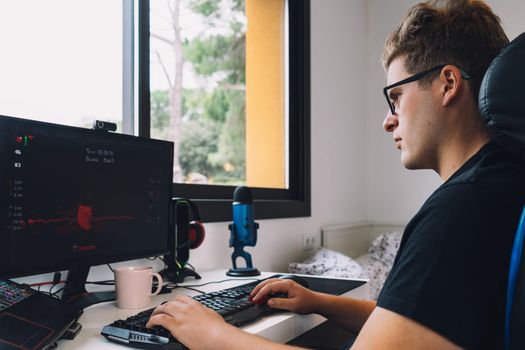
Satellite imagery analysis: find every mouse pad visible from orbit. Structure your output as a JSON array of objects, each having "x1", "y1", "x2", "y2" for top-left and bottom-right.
[
  {"x1": 298, "y1": 276, "x2": 366, "y2": 296},
  {"x1": 0, "y1": 313, "x2": 53, "y2": 350},
  {"x1": 269, "y1": 274, "x2": 366, "y2": 296}
]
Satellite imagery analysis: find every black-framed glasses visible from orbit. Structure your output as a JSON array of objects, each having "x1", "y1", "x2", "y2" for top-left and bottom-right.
[{"x1": 383, "y1": 64, "x2": 471, "y2": 115}]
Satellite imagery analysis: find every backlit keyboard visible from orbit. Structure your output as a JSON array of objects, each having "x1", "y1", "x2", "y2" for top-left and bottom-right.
[{"x1": 0, "y1": 279, "x2": 35, "y2": 312}]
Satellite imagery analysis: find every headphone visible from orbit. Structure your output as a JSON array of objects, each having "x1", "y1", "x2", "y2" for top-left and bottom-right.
[
  {"x1": 161, "y1": 198, "x2": 205, "y2": 282},
  {"x1": 173, "y1": 198, "x2": 205, "y2": 250}
]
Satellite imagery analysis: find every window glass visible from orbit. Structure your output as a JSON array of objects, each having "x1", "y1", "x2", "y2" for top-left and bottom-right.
[
  {"x1": 149, "y1": 0, "x2": 287, "y2": 188},
  {"x1": 0, "y1": 1, "x2": 123, "y2": 130}
]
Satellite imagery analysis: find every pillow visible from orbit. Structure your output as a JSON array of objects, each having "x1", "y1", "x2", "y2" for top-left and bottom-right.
[
  {"x1": 364, "y1": 231, "x2": 402, "y2": 299},
  {"x1": 288, "y1": 248, "x2": 367, "y2": 279}
]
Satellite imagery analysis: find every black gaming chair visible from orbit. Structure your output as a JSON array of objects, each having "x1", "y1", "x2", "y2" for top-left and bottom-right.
[{"x1": 478, "y1": 32, "x2": 525, "y2": 350}]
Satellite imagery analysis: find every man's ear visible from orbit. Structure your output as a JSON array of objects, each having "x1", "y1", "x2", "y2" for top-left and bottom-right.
[{"x1": 441, "y1": 65, "x2": 465, "y2": 107}]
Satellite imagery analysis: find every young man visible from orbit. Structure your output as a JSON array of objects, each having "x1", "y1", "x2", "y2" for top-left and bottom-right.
[{"x1": 146, "y1": 1, "x2": 525, "y2": 348}]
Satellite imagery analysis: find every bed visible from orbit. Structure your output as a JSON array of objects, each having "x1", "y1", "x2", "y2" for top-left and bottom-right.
[{"x1": 289, "y1": 222, "x2": 405, "y2": 299}]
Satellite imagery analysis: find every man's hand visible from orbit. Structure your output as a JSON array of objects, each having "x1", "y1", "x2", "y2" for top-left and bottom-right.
[
  {"x1": 146, "y1": 295, "x2": 232, "y2": 349},
  {"x1": 249, "y1": 278, "x2": 320, "y2": 314}
]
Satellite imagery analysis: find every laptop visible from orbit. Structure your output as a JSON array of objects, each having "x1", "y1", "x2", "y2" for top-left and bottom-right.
[{"x1": 0, "y1": 279, "x2": 78, "y2": 350}]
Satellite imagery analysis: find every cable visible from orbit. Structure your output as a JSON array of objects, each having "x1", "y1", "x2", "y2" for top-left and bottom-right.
[
  {"x1": 51, "y1": 286, "x2": 64, "y2": 298},
  {"x1": 30, "y1": 272, "x2": 65, "y2": 296},
  {"x1": 180, "y1": 278, "x2": 260, "y2": 289},
  {"x1": 106, "y1": 264, "x2": 114, "y2": 273},
  {"x1": 86, "y1": 280, "x2": 115, "y2": 286},
  {"x1": 29, "y1": 280, "x2": 67, "y2": 287},
  {"x1": 163, "y1": 277, "x2": 261, "y2": 295},
  {"x1": 179, "y1": 286, "x2": 205, "y2": 294},
  {"x1": 49, "y1": 272, "x2": 61, "y2": 295},
  {"x1": 175, "y1": 240, "x2": 192, "y2": 249}
]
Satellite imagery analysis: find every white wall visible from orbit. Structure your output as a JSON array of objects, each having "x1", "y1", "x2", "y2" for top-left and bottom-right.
[
  {"x1": 489, "y1": 0, "x2": 525, "y2": 40},
  {"x1": 190, "y1": 0, "x2": 525, "y2": 274}
]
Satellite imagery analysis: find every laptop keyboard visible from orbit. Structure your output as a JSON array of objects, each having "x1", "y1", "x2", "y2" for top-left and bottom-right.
[
  {"x1": 0, "y1": 279, "x2": 35, "y2": 312},
  {"x1": 101, "y1": 277, "x2": 282, "y2": 350}
]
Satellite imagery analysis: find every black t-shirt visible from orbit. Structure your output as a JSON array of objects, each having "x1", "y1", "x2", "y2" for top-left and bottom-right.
[{"x1": 377, "y1": 141, "x2": 525, "y2": 349}]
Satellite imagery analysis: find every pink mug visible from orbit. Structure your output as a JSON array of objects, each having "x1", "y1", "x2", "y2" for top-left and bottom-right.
[{"x1": 114, "y1": 266, "x2": 163, "y2": 309}]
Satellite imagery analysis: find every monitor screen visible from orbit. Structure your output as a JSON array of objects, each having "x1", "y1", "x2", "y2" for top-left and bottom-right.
[{"x1": 0, "y1": 115, "x2": 173, "y2": 280}]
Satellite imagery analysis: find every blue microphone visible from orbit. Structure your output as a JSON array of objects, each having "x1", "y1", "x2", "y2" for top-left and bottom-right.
[
  {"x1": 232, "y1": 186, "x2": 258, "y2": 246},
  {"x1": 227, "y1": 186, "x2": 261, "y2": 276}
]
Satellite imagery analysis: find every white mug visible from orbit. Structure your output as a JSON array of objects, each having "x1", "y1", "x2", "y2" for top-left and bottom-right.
[{"x1": 114, "y1": 266, "x2": 163, "y2": 309}]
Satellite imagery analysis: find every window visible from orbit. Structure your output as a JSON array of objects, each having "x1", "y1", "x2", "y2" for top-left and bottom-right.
[
  {"x1": 0, "y1": 0, "x2": 310, "y2": 222},
  {"x1": 141, "y1": 0, "x2": 310, "y2": 221}
]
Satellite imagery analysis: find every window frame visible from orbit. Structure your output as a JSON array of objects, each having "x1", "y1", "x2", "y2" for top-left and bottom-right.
[{"x1": 138, "y1": 0, "x2": 310, "y2": 222}]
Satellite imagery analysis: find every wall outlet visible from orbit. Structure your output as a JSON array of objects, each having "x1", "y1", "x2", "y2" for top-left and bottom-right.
[{"x1": 302, "y1": 232, "x2": 320, "y2": 251}]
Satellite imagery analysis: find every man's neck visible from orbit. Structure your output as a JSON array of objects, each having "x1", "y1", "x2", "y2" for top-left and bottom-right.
[{"x1": 436, "y1": 119, "x2": 490, "y2": 182}]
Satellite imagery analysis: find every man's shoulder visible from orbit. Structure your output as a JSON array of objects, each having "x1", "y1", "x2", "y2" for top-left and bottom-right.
[
  {"x1": 448, "y1": 142, "x2": 525, "y2": 188},
  {"x1": 430, "y1": 143, "x2": 525, "y2": 205},
  {"x1": 407, "y1": 146, "x2": 525, "y2": 241}
]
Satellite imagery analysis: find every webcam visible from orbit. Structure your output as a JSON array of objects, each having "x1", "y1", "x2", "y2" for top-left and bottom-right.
[{"x1": 92, "y1": 120, "x2": 117, "y2": 132}]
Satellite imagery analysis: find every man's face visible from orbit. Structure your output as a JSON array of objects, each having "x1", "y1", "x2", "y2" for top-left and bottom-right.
[{"x1": 383, "y1": 57, "x2": 442, "y2": 170}]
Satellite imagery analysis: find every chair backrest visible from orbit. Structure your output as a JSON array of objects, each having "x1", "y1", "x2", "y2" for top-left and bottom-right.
[{"x1": 478, "y1": 32, "x2": 525, "y2": 350}]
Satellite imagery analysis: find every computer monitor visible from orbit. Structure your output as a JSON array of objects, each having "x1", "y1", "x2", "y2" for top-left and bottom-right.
[{"x1": 0, "y1": 115, "x2": 173, "y2": 301}]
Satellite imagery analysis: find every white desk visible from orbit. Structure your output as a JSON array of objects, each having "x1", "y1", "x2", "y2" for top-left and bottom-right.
[{"x1": 57, "y1": 269, "x2": 369, "y2": 349}]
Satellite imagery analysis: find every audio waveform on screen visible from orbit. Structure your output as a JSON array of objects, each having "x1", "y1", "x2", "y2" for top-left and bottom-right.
[{"x1": 23, "y1": 204, "x2": 134, "y2": 231}]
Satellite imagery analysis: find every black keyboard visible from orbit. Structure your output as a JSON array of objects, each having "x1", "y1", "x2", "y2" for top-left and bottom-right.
[
  {"x1": 0, "y1": 279, "x2": 35, "y2": 312},
  {"x1": 101, "y1": 278, "x2": 280, "y2": 350}
]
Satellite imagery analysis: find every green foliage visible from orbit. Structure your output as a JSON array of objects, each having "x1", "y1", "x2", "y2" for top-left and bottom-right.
[
  {"x1": 208, "y1": 90, "x2": 245, "y2": 178},
  {"x1": 151, "y1": 0, "x2": 247, "y2": 184},
  {"x1": 150, "y1": 87, "x2": 245, "y2": 182},
  {"x1": 179, "y1": 117, "x2": 221, "y2": 177},
  {"x1": 204, "y1": 90, "x2": 229, "y2": 123},
  {"x1": 232, "y1": 0, "x2": 244, "y2": 12},
  {"x1": 183, "y1": 34, "x2": 245, "y2": 85},
  {"x1": 151, "y1": 90, "x2": 170, "y2": 130},
  {"x1": 189, "y1": 0, "x2": 220, "y2": 18},
  {"x1": 182, "y1": 89, "x2": 207, "y2": 120}
]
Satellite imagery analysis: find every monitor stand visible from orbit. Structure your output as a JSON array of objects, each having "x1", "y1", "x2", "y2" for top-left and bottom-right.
[{"x1": 61, "y1": 266, "x2": 116, "y2": 312}]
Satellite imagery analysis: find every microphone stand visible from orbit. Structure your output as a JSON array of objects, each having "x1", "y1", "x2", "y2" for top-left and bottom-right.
[{"x1": 226, "y1": 222, "x2": 261, "y2": 277}]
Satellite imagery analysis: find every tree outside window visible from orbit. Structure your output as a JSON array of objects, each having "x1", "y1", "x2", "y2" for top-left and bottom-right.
[{"x1": 150, "y1": 0, "x2": 246, "y2": 186}]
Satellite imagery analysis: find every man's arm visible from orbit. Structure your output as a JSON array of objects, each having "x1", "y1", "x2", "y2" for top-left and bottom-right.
[
  {"x1": 310, "y1": 293, "x2": 376, "y2": 332},
  {"x1": 250, "y1": 278, "x2": 376, "y2": 333},
  {"x1": 351, "y1": 307, "x2": 463, "y2": 350},
  {"x1": 221, "y1": 308, "x2": 461, "y2": 350}
]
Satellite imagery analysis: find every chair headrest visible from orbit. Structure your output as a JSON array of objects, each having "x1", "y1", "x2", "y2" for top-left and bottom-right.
[{"x1": 479, "y1": 32, "x2": 525, "y2": 160}]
